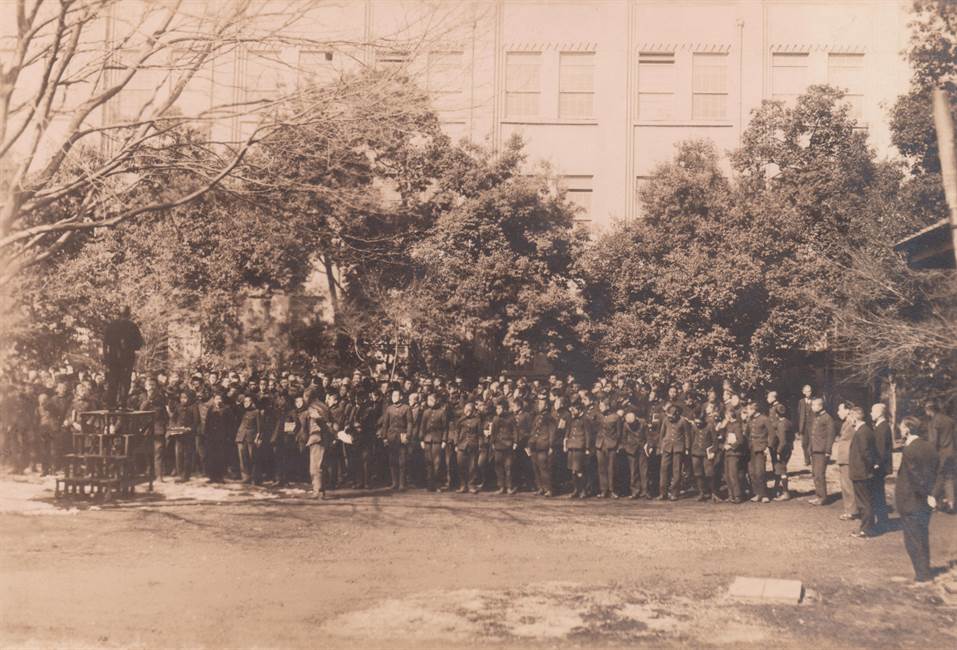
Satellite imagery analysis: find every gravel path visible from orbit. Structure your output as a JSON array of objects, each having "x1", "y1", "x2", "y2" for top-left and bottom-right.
[{"x1": 1, "y1": 455, "x2": 955, "y2": 649}]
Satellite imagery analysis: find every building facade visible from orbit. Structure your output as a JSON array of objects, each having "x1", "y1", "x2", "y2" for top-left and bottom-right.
[
  {"x1": 0, "y1": 0, "x2": 914, "y2": 232},
  {"x1": 200, "y1": 0, "x2": 913, "y2": 231}
]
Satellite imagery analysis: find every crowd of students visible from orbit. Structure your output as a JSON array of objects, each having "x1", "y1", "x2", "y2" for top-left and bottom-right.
[{"x1": 2, "y1": 365, "x2": 953, "y2": 581}]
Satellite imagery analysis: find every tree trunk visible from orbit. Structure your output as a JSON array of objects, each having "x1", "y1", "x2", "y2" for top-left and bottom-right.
[
  {"x1": 889, "y1": 376, "x2": 898, "y2": 442},
  {"x1": 390, "y1": 337, "x2": 400, "y2": 381},
  {"x1": 323, "y1": 255, "x2": 340, "y2": 321}
]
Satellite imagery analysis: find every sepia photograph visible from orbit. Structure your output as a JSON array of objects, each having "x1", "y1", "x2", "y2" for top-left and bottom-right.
[{"x1": 0, "y1": 0, "x2": 955, "y2": 648}]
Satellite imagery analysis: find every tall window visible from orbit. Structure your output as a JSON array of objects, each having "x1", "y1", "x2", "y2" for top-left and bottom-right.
[
  {"x1": 691, "y1": 53, "x2": 728, "y2": 120},
  {"x1": 427, "y1": 51, "x2": 464, "y2": 112},
  {"x1": 299, "y1": 50, "x2": 337, "y2": 87},
  {"x1": 244, "y1": 50, "x2": 283, "y2": 103},
  {"x1": 505, "y1": 52, "x2": 541, "y2": 118},
  {"x1": 828, "y1": 53, "x2": 865, "y2": 121},
  {"x1": 637, "y1": 52, "x2": 675, "y2": 121},
  {"x1": 562, "y1": 175, "x2": 593, "y2": 222},
  {"x1": 558, "y1": 52, "x2": 595, "y2": 119},
  {"x1": 771, "y1": 52, "x2": 809, "y2": 104}
]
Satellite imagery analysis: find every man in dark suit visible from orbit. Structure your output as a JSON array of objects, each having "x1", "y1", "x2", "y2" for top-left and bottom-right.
[
  {"x1": 102, "y1": 306, "x2": 144, "y2": 409},
  {"x1": 925, "y1": 400, "x2": 955, "y2": 513},
  {"x1": 870, "y1": 403, "x2": 894, "y2": 529},
  {"x1": 895, "y1": 417, "x2": 939, "y2": 583},
  {"x1": 848, "y1": 406, "x2": 880, "y2": 537},
  {"x1": 797, "y1": 384, "x2": 815, "y2": 466}
]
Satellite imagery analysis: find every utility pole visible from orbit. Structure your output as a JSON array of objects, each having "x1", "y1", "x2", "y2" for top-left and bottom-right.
[{"x1": 931, "y1": 88, "x2": 957, "y2": 270}]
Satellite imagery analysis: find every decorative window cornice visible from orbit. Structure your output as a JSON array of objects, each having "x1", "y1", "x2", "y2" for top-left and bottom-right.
[
  {"x1": 638, "y1": 43, "x2": 732, "y2": 53},
  {"x1": 770, "y1": 43, "x2": 867, "y2": 53},
  {"x1": 504, "y1": 42, "x2": 597, "y2": 52}
]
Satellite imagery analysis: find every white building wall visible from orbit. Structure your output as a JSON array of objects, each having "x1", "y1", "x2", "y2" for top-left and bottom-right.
[{"x1": 2, "y1": 0, "x2": 914, "y2": 232}]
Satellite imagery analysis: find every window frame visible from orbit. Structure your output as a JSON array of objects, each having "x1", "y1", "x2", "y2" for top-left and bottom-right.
[
  {"x1": 558, "y1": 51, "x2": 596, "y2": 120},
  {"x1": 770, "y1": 51, "x2": 810, "y2": 105},
  {"x1": 691, "y1": 52, "x2": 729, "y2": 122},
  {"x1": 504, "y1": 51, "x2": 543, "y2": 118},
  {"x1": 637, "y1": 52, "x2": 676, "y2": 122}
]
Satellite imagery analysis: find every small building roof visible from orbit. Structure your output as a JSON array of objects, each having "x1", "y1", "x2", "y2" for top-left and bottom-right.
[{"x1": 893, "y1": 218, "x2": 955, "y2": 270}]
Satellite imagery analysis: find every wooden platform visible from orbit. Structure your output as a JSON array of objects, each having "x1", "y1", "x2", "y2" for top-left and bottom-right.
[{"x1": 54, "y1": 410, "x2": 156, "y2": 501}]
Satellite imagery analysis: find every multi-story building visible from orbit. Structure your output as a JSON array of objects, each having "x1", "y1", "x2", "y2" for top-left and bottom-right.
[
  {"x1": 200, "y1": 0, "x2": 913, "y2": 231},
  {"x1": 1, "y1": 0, "x2": 914, "y2": 232}
]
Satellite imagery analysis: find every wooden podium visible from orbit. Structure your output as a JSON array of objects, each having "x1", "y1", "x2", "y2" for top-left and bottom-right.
[{"x1": 55, "y1": 410, "x2": 156, "y2": 500}]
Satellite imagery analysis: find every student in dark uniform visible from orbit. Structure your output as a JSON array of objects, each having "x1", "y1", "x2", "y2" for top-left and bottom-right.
[
  {"x1": 202, "y1": 392, "x2": 233, "y2": 483},
  {"x1": 527, "y1": 394, "x2": 558, "y2": 497},
  {"x1": 512, "y1": 397, "x2": 534, "y2": 492},
  {"x1": 594, "y1": 396, "x2": 622, "y2": 499},
  {"x1": 234, "y1": 394, "x2": 263, "y2": 485},
  {"x1": 658, "y1": 404, "x2": 691, "y2": 501},
  {"x1": 808, "y1": 398, "x2": 836, "y2": 505},
  {"x1": 138, "y1": 379, "x2": 168, "y2": 481},
  {"x1": 721, "y1": 407, "x2": 748, "y2": 504},
  {"x1": 704, "y1": 402, "x2": 726, "y2": 502},
  {"x1": 563, "y1": 402, "x2": 593, "y2": 499},
  {"x1": 380, "y1": 390, "x2": 414, "y2": 491},
  {"x1": 418, "y1": 393, "x2": 449, "y2": 492},
  {"x1": 407, "y1": 392, "x2": 425, "y2": 489},
  {"x1": 167, "y1": 390, "x2": 201, "y2": 482},
  {"x1": 747, "y1": 402, "x2": 772, "y2": 503},
  {"x1": 689, "y1": 411, "x2": 715, "y2": 501},
  {"x1": 895, "y1": 417, "x2": 939, "y2": 583},
  {"x1": 620, "y1": 410, "x2": 647, "y2": 499},
  {"x1": 38, "y1": 382, "x2": 71, "y2": 476},
  {"x1": 454, "y1": 402, "x2": 483, "y2": 493},
  {"x1": 444, "y1": 387, "x2": 466, "y2": 491},
  {"x1": 770, "y1": 403, "x2": 794, "y2": 500},
  {"x1": 489, "y1": 400, "x2": 518, "y2": 494}
]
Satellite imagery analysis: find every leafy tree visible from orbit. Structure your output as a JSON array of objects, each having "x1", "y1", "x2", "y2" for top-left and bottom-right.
[
  {"x1": 6, "y1": 70, "x2": 449, "y2": 371},
  {"x1": 581, "y1": 140, "x2": 778, "y2": 386},
  {"x1": 905, "y1": 0, "x2": 957, "y2": 93},
  {"x1": 731, "y1": 86, "x2": 929, "y2": 329},
  {"x1": 408, "y1": 136, "x2": 588, "y2": 372},
  {"x1": 582, "y1": 86, "x2": 908, "y2": 388},
  {"x1": 828, "y1": 250, "x2": 957, "y2": 407},
  {"x1": 243, "y1": 71, "x2": 448, "y2": 317},
  {"x1": 888, "y1": 1, "x2": 957, "y2": 227},
  {"x1": 0, "y1": 0, "x2": 465, "y2": 284},
  {"x1": 11, "y1": 181, "x2": 319, "y2": 369},
  {"x1": 831, "y1": 0, "x2": 957, "y2": 410}
]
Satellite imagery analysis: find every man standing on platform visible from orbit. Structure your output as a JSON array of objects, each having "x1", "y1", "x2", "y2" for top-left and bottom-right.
[{"x1": 102, "y1": 306, "x2": 143, "y2": 409}]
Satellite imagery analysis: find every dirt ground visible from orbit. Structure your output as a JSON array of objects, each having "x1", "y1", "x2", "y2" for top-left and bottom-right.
[{"x1": 1, "y1": 459, "x2": 956, "y2": 649}]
